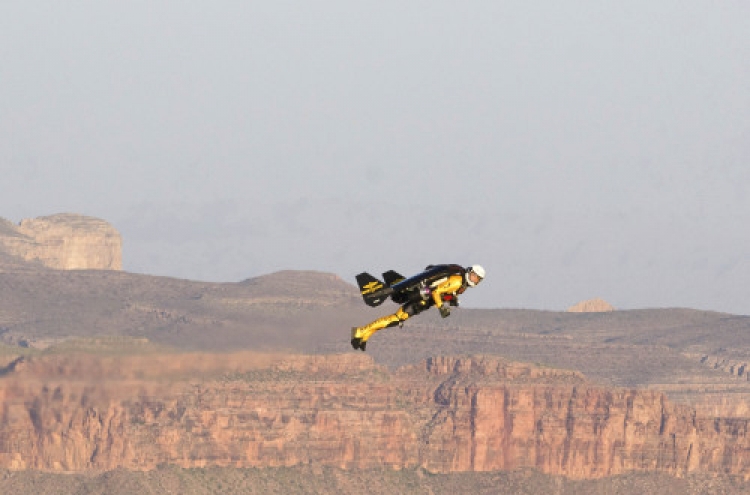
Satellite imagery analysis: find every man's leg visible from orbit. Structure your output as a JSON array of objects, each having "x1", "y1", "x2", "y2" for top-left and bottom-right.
[{"x1": 351, "y1": 307, "x2": 410, "y2": 351}]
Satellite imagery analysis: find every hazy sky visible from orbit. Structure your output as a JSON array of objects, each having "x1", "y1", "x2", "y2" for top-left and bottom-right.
[{"x1": 1, "y1": 2, "x2": 748, "y2": 314}]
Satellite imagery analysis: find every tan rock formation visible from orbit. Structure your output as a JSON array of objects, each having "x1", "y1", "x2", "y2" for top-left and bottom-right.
[
  {"x1": 0, "y1": 352, "x2": 748, "y2": 479},
  {"x1": 0, "y1": 214, "x2": 121, "y2": 270},
  {"x1": 567, "y1": 298, "x2": 615, "y2": 313}
]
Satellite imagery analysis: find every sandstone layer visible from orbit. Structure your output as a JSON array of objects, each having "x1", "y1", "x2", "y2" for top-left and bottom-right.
[
  {"x1": 0, "y1": 214, "x2": 121, "y2": 270},
  {"x1": 0, "y1": 352, "x2": 748, "y2": 480}
]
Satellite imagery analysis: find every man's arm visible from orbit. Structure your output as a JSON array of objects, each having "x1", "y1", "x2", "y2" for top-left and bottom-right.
[{"x1": 431, "y1": 275, "x2": 464, "y2": 312}]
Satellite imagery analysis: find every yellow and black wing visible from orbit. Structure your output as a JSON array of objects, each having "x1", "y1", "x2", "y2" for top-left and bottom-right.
[{"x1": 355, "y1": 272, "x2": 393, "y2": 307}]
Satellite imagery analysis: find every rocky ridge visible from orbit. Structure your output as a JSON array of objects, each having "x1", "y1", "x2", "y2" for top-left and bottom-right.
[
  {"x1": 0, "y1": 351, "x2": 748, "y2": 479},
  {"x1": 0, "y1": 214, "x2": 121, "y2": 271},
  {"x1": 697, "y1": 354, "x2": 750, "y2": 381}
]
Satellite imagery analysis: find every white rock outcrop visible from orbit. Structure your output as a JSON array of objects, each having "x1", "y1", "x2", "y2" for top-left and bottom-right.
[{"x1": 0, "y1": 213, "x2": 121, "y2": 270}]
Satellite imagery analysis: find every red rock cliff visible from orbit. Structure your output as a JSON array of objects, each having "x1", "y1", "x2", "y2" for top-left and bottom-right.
[{"x1": 0, "y1": 352, "x2": 747, "y2": 479}]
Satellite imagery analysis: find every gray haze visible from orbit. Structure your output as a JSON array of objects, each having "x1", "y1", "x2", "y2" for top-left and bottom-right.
[{"x1": 1, "y1": 2, "x2": 748, "y2": 313}]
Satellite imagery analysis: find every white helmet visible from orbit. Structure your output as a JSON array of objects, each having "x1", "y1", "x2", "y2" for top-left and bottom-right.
[{"x1": 466, "y1": 264, "x2": 485, "y2": 286}]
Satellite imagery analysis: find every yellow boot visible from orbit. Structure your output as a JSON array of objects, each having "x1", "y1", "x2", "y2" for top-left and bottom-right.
[{"x1": 351, "y1": 308, "x2": 410, "y2": 351}]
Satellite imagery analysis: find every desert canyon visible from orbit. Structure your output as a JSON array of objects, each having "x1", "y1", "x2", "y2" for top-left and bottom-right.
[{"x1": 1, "y1": 214, "x2": 749, "y2": 494}]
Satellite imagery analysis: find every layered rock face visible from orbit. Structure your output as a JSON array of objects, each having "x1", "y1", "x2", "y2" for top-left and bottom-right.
[
  {"x1": 0, "y1": 214, "x2": 121, "y2": 270},
  {"x1": 0, "y1": 352, "x2": 748, "y2": 479}
]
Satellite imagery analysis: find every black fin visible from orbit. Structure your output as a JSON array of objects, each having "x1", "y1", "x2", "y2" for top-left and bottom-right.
[
  {"x1": 355, "y1": 272, "x2": 392, "y2": 307},
  {"x1": 383, "y1": 270, "x2": 406, "y2": 287}
]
